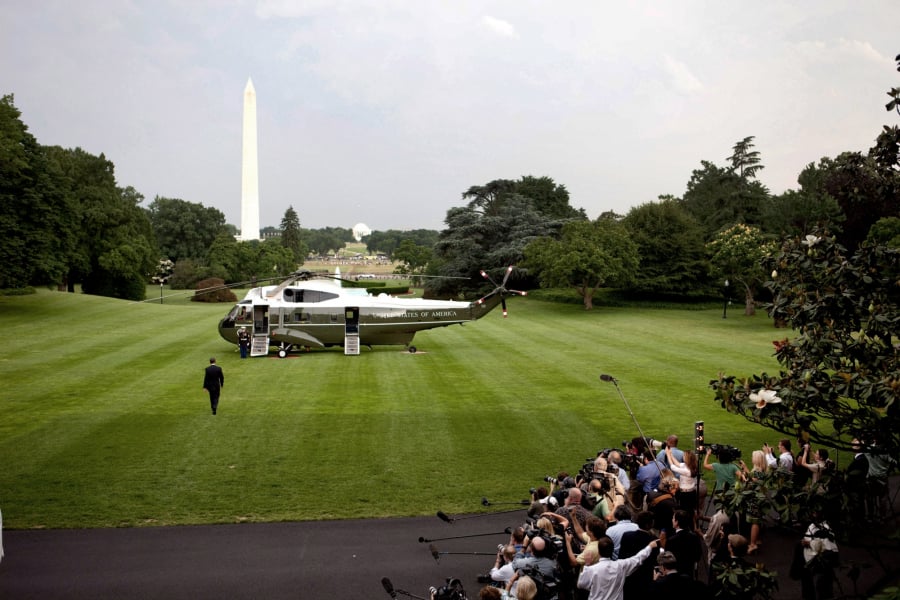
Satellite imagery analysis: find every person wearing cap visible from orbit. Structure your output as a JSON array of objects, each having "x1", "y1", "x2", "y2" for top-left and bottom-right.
[
  {"x1": 237, "y1": 326, "x2": 251, "y2": 359},
  {"x1": 203, "y1": 357, "x2": 224, "y2": 415}
]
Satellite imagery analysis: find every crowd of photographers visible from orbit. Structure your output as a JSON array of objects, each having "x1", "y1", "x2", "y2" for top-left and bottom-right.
[{"x1": 450, "y1": 433, "x2": 897, "y2": 600}]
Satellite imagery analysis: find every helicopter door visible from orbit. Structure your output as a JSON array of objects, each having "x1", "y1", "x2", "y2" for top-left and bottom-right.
[
  {"x1": 250, "y1": 305, "x2": 270, "y2": 357},
  {"x1": 344, "y1": 307, "x2": 360, "y2": 355}
]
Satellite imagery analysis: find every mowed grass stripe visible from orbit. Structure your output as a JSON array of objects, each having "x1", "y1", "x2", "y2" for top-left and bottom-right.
[{"x1": 2, "y1": 289, "x2": 782, "y2": 529}]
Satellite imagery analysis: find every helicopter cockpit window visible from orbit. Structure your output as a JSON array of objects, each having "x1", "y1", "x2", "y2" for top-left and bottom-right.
[{"x1": 229, "y1": 302, "x2": 252, "y2": 322}]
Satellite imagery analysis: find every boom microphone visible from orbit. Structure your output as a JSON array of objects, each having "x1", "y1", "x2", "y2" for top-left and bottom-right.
[
  {"x1": 436, "y1": 510, "x2": 453, "y2": 523},
  {"x1": 482, "y1": 497, "x2": 530, "y2": 506},
  {"x1": 429, "y1": 544, "x2": 501, "y2": 560},
  {"x1": 381, "y1": 577, "x2": 397, "y2": 598},
  {"x1": 419, "y1": 527, "x2": 512, "y2": 543},
  {"x1": 599, "y1": 371, "x2": 664, "y2": 480}
]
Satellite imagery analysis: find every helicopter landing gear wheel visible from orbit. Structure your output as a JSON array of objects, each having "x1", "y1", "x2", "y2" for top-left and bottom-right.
[
  {"x1": 278, "y1": 344, "x2": 291, "y2": 358},
  {"x1": 408, "y1": 346, "x2": 417, "y2": 354}
]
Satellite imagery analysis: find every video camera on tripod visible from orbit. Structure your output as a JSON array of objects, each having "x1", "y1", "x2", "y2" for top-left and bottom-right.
[
  {"x1": 708, "y1": 443, "x2": 742, "y2": 462},
  {"x1": 429, "y1": 577, "x2": 467, "y2": 600}
]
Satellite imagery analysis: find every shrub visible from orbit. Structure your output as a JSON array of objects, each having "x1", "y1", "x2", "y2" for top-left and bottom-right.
[{"x1": 191, "y1": 278, "x2": 237, "y2": 303}]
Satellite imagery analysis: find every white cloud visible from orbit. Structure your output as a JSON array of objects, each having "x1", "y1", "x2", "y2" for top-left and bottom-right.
[
  {"x1": 662, "y1": 54, "x2": 703, "y2": 95},
  {"x1": 480, "y1": 15, "x2": 517, "y2": 38}
]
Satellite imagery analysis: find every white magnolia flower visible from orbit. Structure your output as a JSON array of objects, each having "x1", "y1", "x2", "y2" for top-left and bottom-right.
[
  {"x1": 802, "y1": 235, "x2": 821, "y2": 247},
  {"x1": 750, "y1": 389, "x2": 782, "y2": 409}
]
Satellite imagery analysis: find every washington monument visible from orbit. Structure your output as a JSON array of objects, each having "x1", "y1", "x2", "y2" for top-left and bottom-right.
[{"x1": 241, "y1": 78, "x2": 260, "y2": 241}]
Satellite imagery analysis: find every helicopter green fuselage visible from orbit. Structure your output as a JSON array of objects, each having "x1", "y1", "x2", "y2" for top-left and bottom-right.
[{"x1": 217, "y1": 279, "x2": 505, "y2": 352}]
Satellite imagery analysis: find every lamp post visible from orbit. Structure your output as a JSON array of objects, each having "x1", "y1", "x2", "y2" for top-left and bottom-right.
[
  {"x1": 722, "y1": 279, "x2": 729, "y2": 319},
  {"x1": 159, "y1": 282, "x2": 164, "y2": 305}
]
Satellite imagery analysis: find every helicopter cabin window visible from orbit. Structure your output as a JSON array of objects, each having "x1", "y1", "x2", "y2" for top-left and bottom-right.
[
  {"x1": 303, "y1": 290, "x2": 339, "y2": 303},
  {"x1": 293, "y1": 311, "x2": 309, "y2": 323}
]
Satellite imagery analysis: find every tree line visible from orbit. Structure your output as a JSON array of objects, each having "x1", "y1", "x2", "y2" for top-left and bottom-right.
[{"x1": 2, "y1": 77, "x2": 897, "y2": 305}]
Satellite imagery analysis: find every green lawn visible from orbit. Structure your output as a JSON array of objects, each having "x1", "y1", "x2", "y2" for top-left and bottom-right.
[{"x1": 1, "y1": 287, "x2": 783, "y2": 529}]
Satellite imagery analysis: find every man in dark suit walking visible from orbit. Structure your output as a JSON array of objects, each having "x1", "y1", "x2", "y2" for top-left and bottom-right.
[{"x1": 203, "y1": 357, "x2": 224, "y2": 415}]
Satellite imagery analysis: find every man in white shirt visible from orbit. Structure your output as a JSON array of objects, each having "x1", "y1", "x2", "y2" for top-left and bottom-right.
[
  {"x1": 764, "y1": 438, "x2": 794, "y2": 472},
  {"x1": 577, "y1": 536, "x2": 659, "y2": 600},
  {"x1": 488, "y1": 545, "x2": 516, "y2": 586}
]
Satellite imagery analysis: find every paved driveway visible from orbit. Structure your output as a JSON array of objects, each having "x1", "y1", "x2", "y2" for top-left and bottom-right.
[{"x1": 1, "y1": 502, "x2": 897, "y2": 599}]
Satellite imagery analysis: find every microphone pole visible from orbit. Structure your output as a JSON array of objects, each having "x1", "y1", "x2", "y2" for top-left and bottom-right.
[
  {"x1": 429, "y1": 543, "x2": 498, "y2": 562},
  {"x1": 419, "y1": 527, "x2": 511, "y2": 543},
  {"x1": 437, "y1": 507, "x2": 526, "y2": 523},
  {"x1": 599, "y1": 374, "x2": 664, "y2": 481},
  {"x1": 481, "y1": 497, "x2": 530, "y2": 507}
]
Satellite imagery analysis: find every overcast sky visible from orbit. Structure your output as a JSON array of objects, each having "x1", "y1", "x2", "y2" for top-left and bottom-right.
[{"x1": 3, "y1": 1, "x2": 898, "y2": 232}]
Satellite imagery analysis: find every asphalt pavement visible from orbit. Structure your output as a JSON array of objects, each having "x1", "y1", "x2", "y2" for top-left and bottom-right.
[{"x1": 1, "y1": 493, "x2": 897, "y2": 599}]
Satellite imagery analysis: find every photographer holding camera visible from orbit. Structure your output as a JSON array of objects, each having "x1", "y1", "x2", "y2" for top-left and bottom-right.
[
  {"x1": 763, "y1": 439, "x2": 794, "y2": 473},
  {"x1": 487, "y1": 545, "x2": 517, "y2": 588},
  {"x1": 555, "y1": 487, "x2": 593, "y2": 531},
  {"x1": 635, "y1": 451, "x2": 669, "y2": 508},
  {"x1": 505, "y1": 536, "x2": 558, "y2": 599},
  {"x1": 703, "y1": 446, "x2": 744, "y2": 493},
  {"x1": 548, "y1": 473, "x2": 575, "y2": 508}
]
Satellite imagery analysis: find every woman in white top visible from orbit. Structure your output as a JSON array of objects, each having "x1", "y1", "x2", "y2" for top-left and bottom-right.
[{"x1": 666, "y1": 446, "x2": 700, "y2": 525}]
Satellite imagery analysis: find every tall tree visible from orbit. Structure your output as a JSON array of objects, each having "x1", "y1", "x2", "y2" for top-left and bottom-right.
[
  {"x1": 392, "y1": 239, "x2": 432, "y2": 277},
  {"x1": 728, "y1": 136, "x2": 764, "y2": 180},
  {"x1": 705, "y1": 224, "x2": 776, "y2": 316},
  {"x1": 0, "y1": 94, "x2": 75, "y2": 288},
  {"x1": 761, "y1": 163, "x2": 844, "y2": 238},
  {"x1": 462, "y1": 179, "x2": 516, "y2": 216},
  {"x1": 463, "y1": 176, "x2": 585, "y2": 220},
  {"x1": 680, "y1": 161, "x2": 745, "y2": 237},
  {"x1": 809, "y1": 151, "x2": 898, "y2": 252},
  {"x1": 623, "y1": 198, "x2": 709, "y2": 296},
  {"x1": 430, "y1": 195, "x2": 565, "y2": 297},
  {"x1": 304, "y1": 229, "x2": 348, "y2": 256},
  {"x1": 205, "y1": 231, "x2": 240, "y2": 282},
  {"x1": 366, "y1": 229, "x2": 438, "y2": 257},
  {"x1": 232, "y1": 239, "x2": 295, "y2": 282},
  {"x1": 681, "y1": 147, "x2": 770, "y2": 239},
  {"x1": 523, "y1": 218, "x2": 639, "y2": 310},
  {"x1": 279, "y1": 205, "x2": 306, "y2": 263},
  {"x1": 46, "y1": 146, "x2": 155, "y2": 300},
  {"x1": 146, "y1": 196, "x2": 226, "y2": 263}
]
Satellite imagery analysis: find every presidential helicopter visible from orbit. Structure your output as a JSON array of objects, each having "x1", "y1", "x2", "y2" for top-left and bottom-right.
[{"x1": 217, "y1": 266, "x2": 525, "y2": 356}]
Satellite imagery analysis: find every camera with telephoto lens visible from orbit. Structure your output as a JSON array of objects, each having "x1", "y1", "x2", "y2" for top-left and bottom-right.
[
  {"x1": 429, "y1": 577, "x2": 467, "y2": 600},
  {"x1": 709, "y1": 443, "x2": 742, "y2": 462},
  {"x1": 524, "y1": 526, "x2": 563, "y2": 559},
  {"x1": 543, "y1": 476, "x2": 557, "y2": 484}
]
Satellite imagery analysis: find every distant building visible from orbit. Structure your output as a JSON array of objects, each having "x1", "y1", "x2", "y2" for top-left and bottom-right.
[{"x1": 352, "y1": 223, "x2": 371, "y2": 242}]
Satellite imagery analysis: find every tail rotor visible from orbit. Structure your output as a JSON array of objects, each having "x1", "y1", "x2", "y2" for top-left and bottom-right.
[{"x1": 477, "y1": 266, "x2": 526, "y2": 317}]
